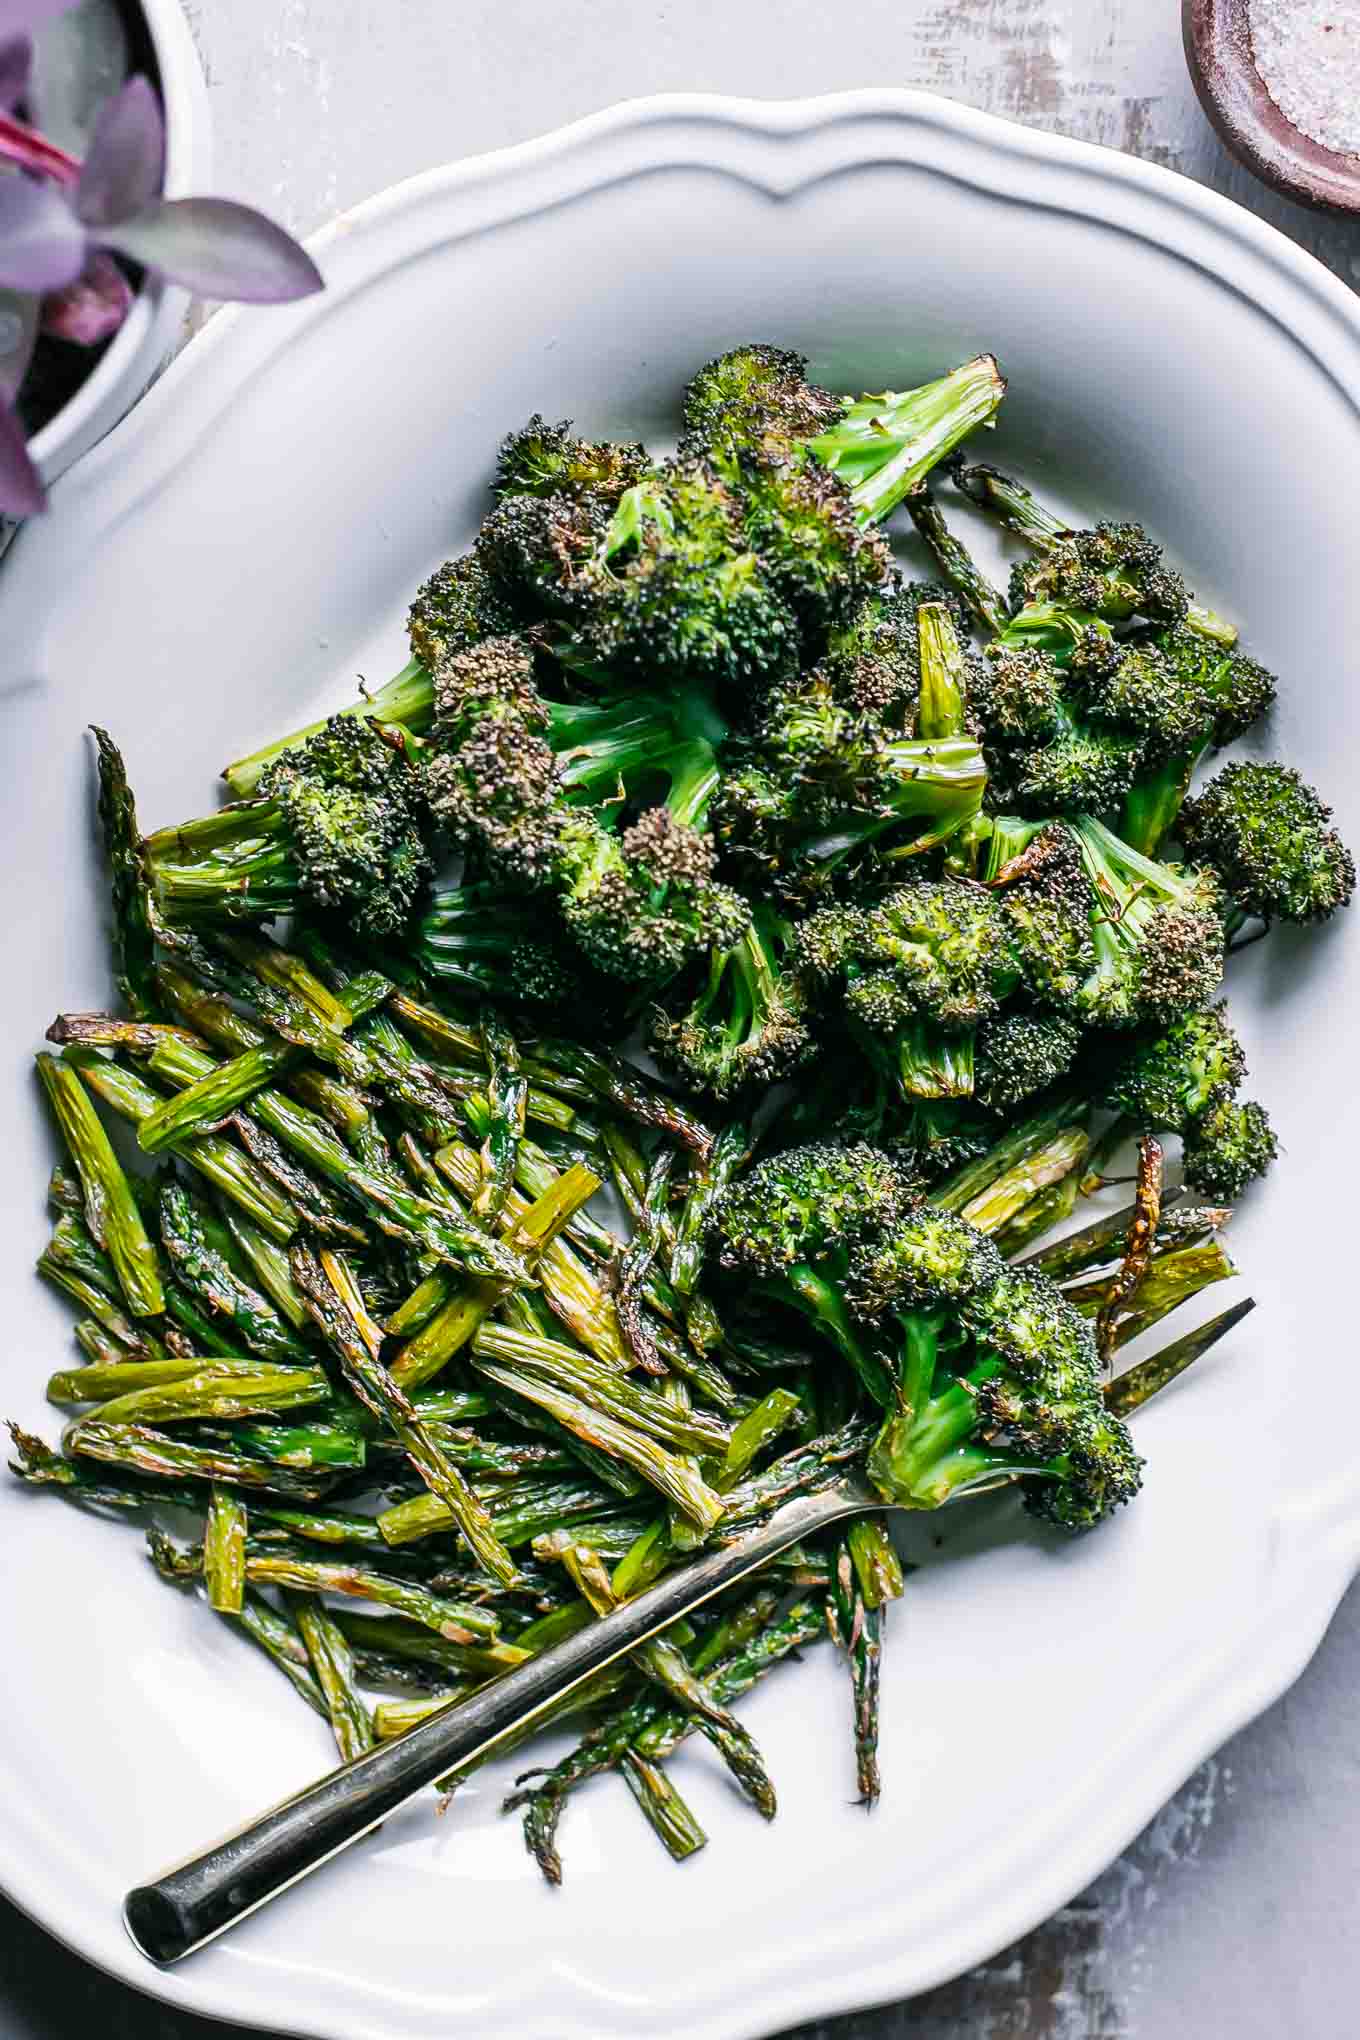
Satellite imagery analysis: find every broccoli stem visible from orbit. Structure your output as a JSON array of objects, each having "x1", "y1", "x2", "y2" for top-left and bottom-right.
[
  {"x1": 906, "y1": 491, "x2": 1009, "y2": 636},
  {"x1": 802, "y1": 734, "x2": 989, "y2": 874},
  {"x1": 891, "y1": 1018, "x2": 977, "y2": 1102},
  {"x1": 774, "y1": 1264, "x2": 896, "y2": 1408},
  {"x1": 142, "y1": 804, "x2": 301, "y2": 925},
  {"x1": 867, "y1": 1350, "x2": 1061, "y2": 1508},
  {"x1": 810, "y1": 355, "x2": 1006, "y2": 527},
  {"x1": 1070, "y1": 812, "x2": 1215, "y2": 989},
  {"x1": 1119, "y1": 753, "x2": 1199, "y2": 859},
  {"x1": 915, "y1": 600, "x2": 974, "y2": 740},
  {"x1": 222, "y1": 656, "x2": 431, "y2": 800}
]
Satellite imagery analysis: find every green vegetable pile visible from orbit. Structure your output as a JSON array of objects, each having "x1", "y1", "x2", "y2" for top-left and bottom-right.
[{"x1": 11, "y1": 345, "x2": 1348, "y2": 1875}]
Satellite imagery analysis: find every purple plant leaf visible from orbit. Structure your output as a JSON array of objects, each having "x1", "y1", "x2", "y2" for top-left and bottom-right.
[
  {"x1": 0, "y1": 392, "x2": 44, "y2": 515},
  {"x1": 0, "y1": 33, "x2": 31, "y2": 111},
  {"x1": 76, "y1": 74, "x2": 163, "y2": 228},
  {"x1": 103, "y1": 197, "x2": 323, "y2": 303},
  {"x1": 0, "y1": 0, "x2": 70, "y2": 36},
  {"x1": 40, "y1": 248, "x2": 131, "y2": 343},
  {"x1": 0, "y1": 172, "x2": 85, "y2": 290}
]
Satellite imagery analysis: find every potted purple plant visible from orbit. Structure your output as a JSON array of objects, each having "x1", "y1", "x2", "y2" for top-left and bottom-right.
[{"x1": 1, "y1": 0, "x2": 321, "y2": 518}]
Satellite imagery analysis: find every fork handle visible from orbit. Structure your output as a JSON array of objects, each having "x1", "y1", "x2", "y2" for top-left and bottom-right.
[{"x1": 123, "y1": 1477, "x2": 870, "y2": 1965}]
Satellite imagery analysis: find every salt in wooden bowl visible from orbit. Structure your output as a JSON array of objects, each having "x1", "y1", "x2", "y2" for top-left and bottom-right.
[{"x1": 1185, "y1": 0, "x2": 1360, "y2": 215}]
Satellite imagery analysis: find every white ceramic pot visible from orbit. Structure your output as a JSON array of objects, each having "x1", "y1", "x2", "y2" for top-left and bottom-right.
[{"x1": 5, "y1": 0, "x2": 210, "y2": 538}]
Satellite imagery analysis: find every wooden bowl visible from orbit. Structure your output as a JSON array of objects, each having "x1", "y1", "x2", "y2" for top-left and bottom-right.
[{"x1": 1184, "y1": 0, "x2": 1360, "y2": 215}]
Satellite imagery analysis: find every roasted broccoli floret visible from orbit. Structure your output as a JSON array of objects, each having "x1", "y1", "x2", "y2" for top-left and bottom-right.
[
  {"x1": 1117, "y1": 628, "x2": 1277, "y2": 853},
  {"x1": 430, "y1": 633, "x2": 548, "y2": 737},
  {"x1": 419, "y1": 633, "x2": 747, "y2": 984},
  {"x1": 971, "y1": 604, "x2": 1257, "y2": 823},
  {"x1": 420, "y1": 636, "x2": 564, "y2": 886},
  {"x1": 823, "y1": 576, "x2": 975, "y2": 720},
  {"x1": 712, "y1": 1141, "x2": 952, "y2": 1403},
  {"x1": 1103, "y1": 1001, "x2": 1246, "y2": 1130},
  {"x1": 950, "y1": 462, "x2": 1191, "y2": 628},
  {"x1": 482, "y1": 458, "x2": 802, "y2": 691},
  {"x1": 407, "y1": 547, "x2": 522, "y2": 671},
  {"x1": 866, "y1": 1261, "x2": 1141, "y2": 1529},
  {"x1": 798, "y1": 880, "x2": 1018, "y2": 1100},
  {"x1": 1178, "y1": 762, "x2": 1356, "y2": 928},
  {"x1": 650, "y1": 904, "x2": 816, "y2": 1099},
  {"x1": 144, "y1": 717, "x2": 433, "y2": 939},
  {"x1": 1181, "y1": 1096, "x2": 1278, "y2": 1199},
  {"x1": 680, "y1": 344, "x2": 844, "y2": 460},
  {"x1": 974, "y1": 1011, "x2": 1083, "y2": 1114},
  {"x1": 714, "y1": 1140, "x2": 915, "y2": 1279},
  {"x1": 682, "y1": 346, "x2": 1007, "y2": 528},
  {"x1": 714, "y1": 733, "x2": 988, "y2": 906},
  {"x1": 558, "y1": 804, "x2": 750, "y2": 987},
  {"x1": 494, "y1": 414, "x2": 648, "y2": 504},
  {"x1": 953, "y1": 460, "x2": 1237, "y2": 646},
  {"x1": 881, "y1": 1261, "x2": 1142, "y2": 1529},
  {"x1": 717, "y1": 1146, "x2": 1140, "y2": 1528},
  {"x1": 731, "y1": 449, "x2": 892, "y2": 638},
  {"x1": 1010, "y1": 521, "x2": 1188, "y2": 629},
  {"x1": 984, "y1": 820, "x2": 1097, "y2": 1010},
  {"x1": 714, "y1": 601, "x2": 989, "y2": 902},
  {"x1": 1067, "y1": 815, "x2": 1224, "y2": 1027},
  {"x1": 972, "y1": 607, "x2": 1134, "y2": 815}
]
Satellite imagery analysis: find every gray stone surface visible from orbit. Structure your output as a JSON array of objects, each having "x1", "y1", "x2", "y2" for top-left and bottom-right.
[{"x1": 4, "y1": 3, "x2": 1359, "y2": 2035}]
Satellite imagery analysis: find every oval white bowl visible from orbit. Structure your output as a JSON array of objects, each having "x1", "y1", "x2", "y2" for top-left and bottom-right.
[{"x1": 1, "y1": 90, "x2": 1358, "y2": 2040}]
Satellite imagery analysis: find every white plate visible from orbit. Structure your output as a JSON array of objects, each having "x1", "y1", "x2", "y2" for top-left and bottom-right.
[{"x1": 2, "y1": 90, "x2": 1359, "y2": 2040}]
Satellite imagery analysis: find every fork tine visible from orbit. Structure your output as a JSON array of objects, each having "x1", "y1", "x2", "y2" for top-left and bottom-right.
[{"x1": 1105, "y1": 1297, "x2": 1256, "y2": 1418}]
